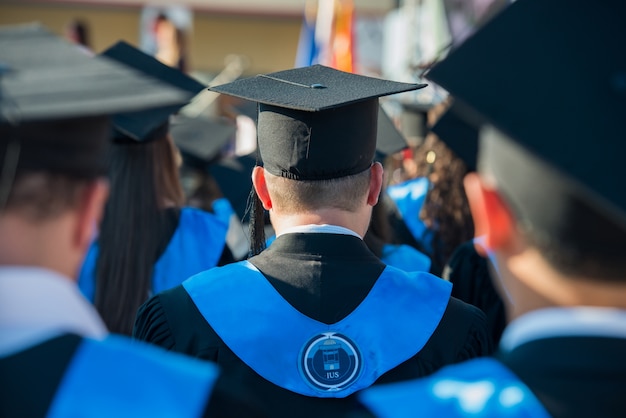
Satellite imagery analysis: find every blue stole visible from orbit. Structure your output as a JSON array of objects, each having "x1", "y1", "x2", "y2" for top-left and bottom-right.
[
  {"x1": 386, "y1": 177, "x2": 433, "y2": 252},
  {"x1": 359, "y1": 357, "x2": 550, "y2": 418},
  {"x1": 382, "y1": 244, "x2": 431, "y2": 273},
  {"x1": 46, "y1": 335, "x2": 219, "y2": 418},
  {"x1": 78, "y1": 207, "x2": 228, "y2": 301},
  {"x1": 183, "y1": 261, "x2": 451, "y2": 398}
]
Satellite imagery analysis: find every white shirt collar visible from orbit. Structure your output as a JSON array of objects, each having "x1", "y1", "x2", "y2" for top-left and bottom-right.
[
  {"x1": 0, "y1": 266, "x2": 108, "y2": 356},
  {"x1": 500, "y1": 306, "x2": 626, "y2": 352},
  {"x1": 276, "y1": 224, "x2": 362, "y2": 239}
]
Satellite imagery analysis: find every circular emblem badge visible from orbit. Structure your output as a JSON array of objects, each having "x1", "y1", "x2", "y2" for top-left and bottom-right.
[{"x1": 299, "y1": 332, "x2": 362, "y2": 392}]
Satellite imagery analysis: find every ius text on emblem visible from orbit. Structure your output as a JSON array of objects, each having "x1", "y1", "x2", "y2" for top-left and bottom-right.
[{"x1": 299, "y1": 332, "x2": 362, "y2": 392}]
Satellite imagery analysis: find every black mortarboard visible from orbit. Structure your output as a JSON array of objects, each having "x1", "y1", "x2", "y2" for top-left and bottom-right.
[
  {"x1": 209, "y1": 152, "x2": 258, "y2": 221},
  {"x1": 0, "y1": 24, "x2": 188, "y2": 183},
  {"x1": 100, "y1": 41, "x2": 206, "y2": 142},
  {"x1": 170, "y1": 115, "x2": 236, "y2": 169},
  {"x1": 430, "y1": 103, "x2": 478, "y2": 171},
  {"x1": 209, "y1": 65, "x2": 425, "y2": 181},
  {"x1": 427, "y1": 0, "x2": 626, "y2": 227},
  {"x1": 398, "y1": 102, "x2": 431, "y2": 147},
  {"x1": 376, "y1": 105, "x2": 408, "y2": 159},
  {"x1": 0, "y1": 24, "x2": 187, "y2": 123}
]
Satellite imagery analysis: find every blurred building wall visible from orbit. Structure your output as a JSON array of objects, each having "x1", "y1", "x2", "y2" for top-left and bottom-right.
[
  {"x1": 0, "y1": 0, "x2": 393, "y2": 74},
  {"x1": 0, "y1": 2, "x2": 307, "y2": 75}
]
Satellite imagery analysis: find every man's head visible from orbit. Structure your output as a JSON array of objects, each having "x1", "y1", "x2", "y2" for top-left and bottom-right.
[
  {"x1": 210, "y1": 65, "x2": 424, "y2": 252},
  {"x1": 0, "y1": 24, "x2": 189, "y2": 277},
  {"x1": 427, "y1": 0, "x2": 626, "y2": 317}
]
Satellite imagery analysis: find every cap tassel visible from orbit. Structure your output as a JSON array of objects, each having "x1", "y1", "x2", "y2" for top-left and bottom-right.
[
  {"x1": 248, "y1": 186, "x2": 266, "y2": 257},
  {"x1": 0, "y1": 136, "x2": 21, "y2": 212}
]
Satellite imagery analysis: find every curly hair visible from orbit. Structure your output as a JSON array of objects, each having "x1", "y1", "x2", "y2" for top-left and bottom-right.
[{"x1": 412, "y1": 133, "x2": 474, "y2": 275}]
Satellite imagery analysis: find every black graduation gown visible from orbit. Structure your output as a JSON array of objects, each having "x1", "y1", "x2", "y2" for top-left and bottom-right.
[
  {"x1": 0, "y1": 333, "x2": 264, "y2": 418},
  {"x1": 496, "y1": 336, "x2": 626, "y2": 418},
  {"x1": 443, "y1": 240, "x2": 506, "y2": 346},
  {"x1": 134, "y1": 233, "x2": 492, "y2": 418}
]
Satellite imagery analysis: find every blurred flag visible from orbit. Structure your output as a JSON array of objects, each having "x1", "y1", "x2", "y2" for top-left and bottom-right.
[
  {"x1": 294, "y1": 0, "x2": 320, "y2": 67},
  {"x1": 331, "y1": 0, "x2": 354, "y2": 72},
  {"x1": 295, "y1": 0, "x2": 355, "y2": 73}
]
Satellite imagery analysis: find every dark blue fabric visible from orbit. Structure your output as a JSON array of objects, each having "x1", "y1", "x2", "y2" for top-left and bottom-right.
[{"x1": 359, "y1": 357, "x2": 550, "y2": 418}]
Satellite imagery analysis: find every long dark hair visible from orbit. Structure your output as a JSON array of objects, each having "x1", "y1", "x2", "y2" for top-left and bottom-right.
[{"x1": 94, "y1": 134, "x2": 184, "y2": 335}]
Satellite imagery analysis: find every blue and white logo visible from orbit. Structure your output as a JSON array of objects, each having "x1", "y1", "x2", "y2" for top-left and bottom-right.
[{"x1": 299, "y1": 332, "x2": 362, "y2": 392}]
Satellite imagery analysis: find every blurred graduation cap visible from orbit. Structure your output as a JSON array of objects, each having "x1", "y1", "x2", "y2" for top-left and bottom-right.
[
  {"x1": 100, "y1": 41, "x2": 205, "y2": 142},
  {"x1": 427, "y1": 0, "x2": 626, "y2": 228},
  {"x1": 0, "y1": 24, "x2": 188, "y2": 188},
  {"x1": 397, "y1": 102, "x2": 431, "y2": 148},
  {"x1": 170, "y1": 115, "x2": 236, "y2": 170},
  {"x1": 376, "y1": 105, "x2": 408, "y2": 160},
  {"x1": 210, "y1": 64, "x2": 425, "y2": 181},
  {"x1": 0, "y1": 24, "x2": 186, "y2": 123},
  {"x1": 209, "y1": 152, "x2": 257, "y2": 222},
  {"x1": 429, "y1": 102, "x2": 478, "y2": 172}
]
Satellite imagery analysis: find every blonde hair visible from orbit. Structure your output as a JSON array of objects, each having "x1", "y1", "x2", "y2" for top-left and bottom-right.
[{"x1": 265, "y1": 168, "x2": 371, "y2": 214}]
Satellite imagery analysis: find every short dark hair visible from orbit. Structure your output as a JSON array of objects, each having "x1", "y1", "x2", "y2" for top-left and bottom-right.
[
  {"x1": 0, "y1": 116, "x2": 109, "y2": 220},
  {"x1": 3, "y1": 172, "x2": 90, "y2": 221}
]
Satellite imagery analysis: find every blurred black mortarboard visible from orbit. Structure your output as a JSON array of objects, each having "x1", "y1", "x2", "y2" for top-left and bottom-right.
[
  {"x1": 0, "y1": 24, "x2": 188, "y2": 187},
  {"x1": 427, "y1": 0, "x2": 626, "y2": 228},
  {"x1": 209, "y1": 152, "x2": 258, "y2": 221},
  {"x1": 0, "y1": 24, "x2": 186, "y2": 123},
  {"x1": 209, "y1": 64, "x2": 425, "y2": 181},
  {"x1": 100, "y1": 41, "x2": 206, "y2": 142},
  {"x1": 430, "y1": 102, "x2": 478, "y2": 171},
  {"x1": 170, "y1": 115, "x2": 236, "y2": 170},
  {"x1": 398, "y1": 102, "x2": 431, "y2": 148},
  {"x1": 376, "y1": 105, "x2": 408, "y2": 160}
]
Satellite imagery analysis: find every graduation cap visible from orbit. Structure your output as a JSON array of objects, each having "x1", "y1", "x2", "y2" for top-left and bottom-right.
[
  {"x1": 0, "y1": 24, "x2": 188, "y2": 184},
  {"x1": 397, "y1": 102, "x2": 431, "y2": 147},
  {"x1": 376, "y1": 105, "x2": 408, "y2": 160},
  {"x1": 209, "y1": 152, "x2": 257, "y2": 222},
  {"x1": 100, "y1": 41, "x2": 206, "y2": 142},
  {"x1": 170, "y1": 115, "x2": 236, "y2": 170},
  {"x1": 427, "y1": 0, "x2": 626, "y2": 231},
  {"x1": 0, "y1": 24, "x2": 187, "y2": 122},
  {"x1": 209, "y1": 64, "x2": 425, "y2": 181},
  {"x1": 429, "y1": 102, "x2": 478, "y2": 172}
]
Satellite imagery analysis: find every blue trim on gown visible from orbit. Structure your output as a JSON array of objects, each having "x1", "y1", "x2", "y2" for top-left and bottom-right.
[
  {"x1": 47, "y1": 335, "x2": 219, "y2": 418},
  {"x1": 386, "y1": 177, "x2": 433, "y2": 253},
  {"x1": 182, "y1": 260, "x2": 451, "y2": 398},
  {"x1": 78, "y1": 207, "x2": 228, "y2": 301},
  {"x1": 359, "y1": 357, "x2": 550, "y2": 418}
]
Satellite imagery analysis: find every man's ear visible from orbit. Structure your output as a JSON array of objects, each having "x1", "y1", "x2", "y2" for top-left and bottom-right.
[
  {"x1": 367, "y1": 162, "x2": 384, "y2": 206},
  {"x1": 74, "y1": 179, "x2": 109, "y2": 252},
  {"x1": 464, "y1": 172, "x2": 515, "y2": 256},
  {"x1": 252, "y1": 166, "x2": 272, "y2": 210}
]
